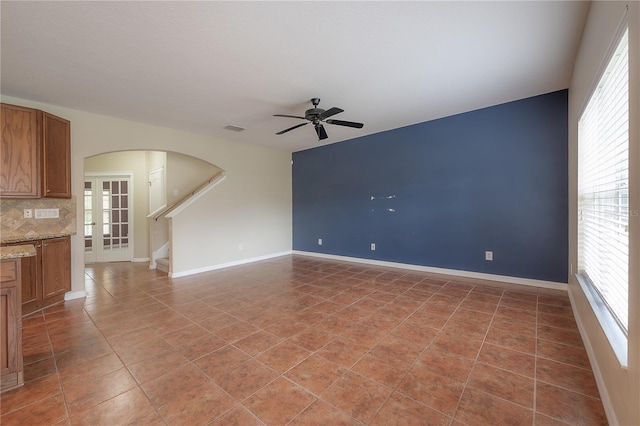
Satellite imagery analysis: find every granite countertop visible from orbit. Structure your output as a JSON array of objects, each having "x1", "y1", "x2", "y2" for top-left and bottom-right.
[
  {"x1": 0, "y1": 244, "x2": 37, "y2": 260},
  {"x1": 0, "y1": 232, "x2": 74, "y2": 245}
]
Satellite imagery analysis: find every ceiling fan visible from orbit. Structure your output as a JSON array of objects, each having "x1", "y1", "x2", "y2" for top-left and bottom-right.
[{"x1": 274, "y1": 98, "x2": 364, "y2": 141}]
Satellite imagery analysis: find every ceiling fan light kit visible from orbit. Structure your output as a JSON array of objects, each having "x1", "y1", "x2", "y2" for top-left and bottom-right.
[{"x1": 274, "y1": 98, "x2": 364, "y2": 141}]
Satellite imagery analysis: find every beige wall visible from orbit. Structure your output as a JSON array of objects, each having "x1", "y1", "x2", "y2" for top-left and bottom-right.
[
  {"x1": 166, "y1": 151, "x2": 221, "y2": 206},
  {"x1": 568, "y1": 2, "x2": 640, "y2": 425},
  {"x1": 85, "y1": 151, "x2": 149, "y2": 260},
  {"x1": 1, "y1": 95, "x2": 293, "y2": 294}
]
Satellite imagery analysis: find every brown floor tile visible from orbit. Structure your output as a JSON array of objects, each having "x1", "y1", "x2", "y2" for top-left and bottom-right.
[
  {"x1": 213, "y1": 321, "x2": 259, "y2": 343},
  {"x1": 536, "y1": 358, "x2": 600, "y2": 398},
  {"x1": 537, "y1": 338, "x2": 591, "y2": 370},
  {"x1": 215, "y1": 359, "x2": 278, "y2": 400},
  {"x1": 113, "y1": 336, "x2": 175, "y2": 365},
  {"x1": 23, "y1": 356, "x2": 58, "y2": 382},
  {"x1": 175, "y1": 333, "x2": 227, "y2": 360},
  {"x1": 208, "y1": 406, "x2": 263, "y2": 426},
  {"x1": 69, "y1": 387, "x2": 155, "y2": 426},
  {"x1": 415, "y1": 346, "x2": 474, "y2": 383},
  {"x1": 22, "y1": 343, "x2": 54, "y2": 365},
  {"x1": 431, "y1": 330, "x2": 483, "y2": 359},
  {"x1": 290, "y1": 399, "x2": 359, "y2": 425},
  {"x1": 477, "y1": 342, "x2": 536, "y2": 378},
  {"x1": 321, "y1": 371, "x2": 391, "y2": 424},
  {"x1": 397, "y1": 365, "x2": 464, "y2": 416},
  {"x1": 289, "y1": 328, "x2": 334, "y2": 351},
  {"x1": 3, "y1": 259, "x2": 607, "y2": 426},
  {"x1": 370, "y1": 335, "x2": 423, "y2": 365},
  {"x1": 0, "y1": 393, "x2": 67, "y2": 426},
  {"x1": 485, "y1": 327, "x2": 536, "y2": 354},
  {"x1": 193, "y1": 345, "x2": 251, "y2": 380},
  {"x1": 285, "y1": 354, "x2": 344, "y2": 395},
  {"x1": 352, "y1": 351, "x2": 412, "y2": 388},
  {"x1": 245, "y1": 377, "x2": 316, "y2": 425},
  {"x1": 63, "y1": 367, "x2": 138, "y2": 417},
  {"x1": 316, "y1": 337, "x2": 370, "y2": 367},
  {"x1": 141, "y1": 363, "x2": 210, "y2": 407},
  {"x1": 161, "y1": 323, "x2": 209, "y2": 346},
  {"x1": 536, "y1": 381, "x2": 607, "y2": 425},
  {"x1": 256, "y1": 341, "x2": 311, "y2": 373},
  {"x1": 389, "y1": 322, "x2": 438, "y2": 348},
  {"x1": 468, "y1": 362, "x2": 534, "y2": 408},
  {"x1": 127, "y1": 350, "x2": 189, "y2": 384},
  {"x1": 158, "y1": 380, "x2": 235, "y2": 425},
  {"x1": 537, "y1": 312, "x2": 578, "y2": 331},
  {"x1": 371, "y1": 391, "x2": 451, "y2": 426},
  {"x1": 454, "y1": 387, "x2": 533, "y2": 425},
  {"x1": 537, "y1": 324, "x2": 584, "y2": 348}
]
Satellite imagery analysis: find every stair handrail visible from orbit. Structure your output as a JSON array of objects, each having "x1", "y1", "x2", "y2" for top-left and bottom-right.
[{"x1": 151, "y1": 171, "x2": 224, "y2": 221}]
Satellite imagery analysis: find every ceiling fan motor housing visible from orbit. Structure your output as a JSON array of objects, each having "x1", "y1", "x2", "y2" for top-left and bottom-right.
[{"x1": 305, "y1": 108, "x2": 324, "y2": 123}]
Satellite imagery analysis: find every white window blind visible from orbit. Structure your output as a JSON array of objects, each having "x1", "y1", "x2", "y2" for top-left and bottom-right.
[{"x1": 578, "y1": 27, "x2": 629, "y2": 334}]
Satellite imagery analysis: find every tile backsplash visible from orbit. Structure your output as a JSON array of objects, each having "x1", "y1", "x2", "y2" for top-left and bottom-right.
[{"x1": 0, "y1": 197, "x2": 77, "y2": 242}]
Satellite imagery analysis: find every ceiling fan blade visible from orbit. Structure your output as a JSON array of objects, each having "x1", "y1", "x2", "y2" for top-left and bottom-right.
[
  {"x1": 325, "y1": 119, "x2": 364, "y2": 129},
  {"x1": 276, "y1": 122, "x2": 308, "y2": 135},
  {"x1": 318, "y1": 107, "x2": 343, "y2": 121},
  {"x1": 274, "y1": 114, "x2": 307, "y2": 120},
  {"x1": 315, "y1": 124, "x2": 328, "y2": 140}
]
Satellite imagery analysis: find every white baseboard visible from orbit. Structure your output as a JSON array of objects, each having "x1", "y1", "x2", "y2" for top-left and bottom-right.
[
  {"x1": 64, "y1": 291, "x2": 87, "y2": 301},
  {"x1": 169, "y1": 251, "x2": 293, "y2": 278},
  {"x1": 133, "y1": 257, "x2": 150, "y2": 263},
  {"x1": 567, "y1": 288, "x2": 618, "y2": 426},
  {"x1": 292, "y1": 250, "x2": 568, "y2": 290}
]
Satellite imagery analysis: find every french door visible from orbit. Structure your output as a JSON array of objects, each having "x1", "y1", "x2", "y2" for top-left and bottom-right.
[{"x1": 84, "y1": 174, "x2": 133, "y2": 263}]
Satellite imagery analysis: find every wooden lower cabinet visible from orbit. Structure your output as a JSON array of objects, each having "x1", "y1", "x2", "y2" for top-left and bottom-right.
[
  {"x1": 3, "y1": 236, "x2": 70, "y2": 316},
  {"x1": 1, "y1": 258, "x2": 23, "y2": 393}
]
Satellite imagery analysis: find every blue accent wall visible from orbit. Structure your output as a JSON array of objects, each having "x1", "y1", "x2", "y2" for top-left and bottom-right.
[{"x1": 292, "y1": 90, "x2": 569, "y2": 283}]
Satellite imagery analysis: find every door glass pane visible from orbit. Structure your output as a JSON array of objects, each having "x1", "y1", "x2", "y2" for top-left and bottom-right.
[
  {"x1": 100, "y1": 178, "x2": 130, "y2": 251},
  {"x1": 84, "y1": 181, "x2": 93, "y2": 251}
]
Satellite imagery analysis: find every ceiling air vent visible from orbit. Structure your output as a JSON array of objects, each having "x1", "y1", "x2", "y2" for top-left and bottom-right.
[{"x1": 224, "y1": 125, "x2": 246, "y2": 132}]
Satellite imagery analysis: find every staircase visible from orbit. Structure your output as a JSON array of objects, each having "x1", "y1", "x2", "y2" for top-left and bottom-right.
[
  {"x1": 148, "y1": 171, "x2": 226, "y2": 276},
  {"x1": 155, "y1": 257, "x2": 170, "y2": 274}
]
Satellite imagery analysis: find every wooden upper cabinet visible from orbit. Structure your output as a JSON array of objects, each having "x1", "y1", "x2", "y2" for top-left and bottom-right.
[
  {"x1": 41, "y1": 112, "x2": 71, "y2": 198},
  {"x1": 0, "y1": 104, "x2": 39, "y2": 197},
  {"x1": 0, "y1": 103, "x2": 71, "y2": 199}
]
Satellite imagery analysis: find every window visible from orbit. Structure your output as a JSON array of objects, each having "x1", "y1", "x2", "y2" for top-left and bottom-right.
[{"x1": 578, "y1": 26, "x2": 629, "y2": 337}]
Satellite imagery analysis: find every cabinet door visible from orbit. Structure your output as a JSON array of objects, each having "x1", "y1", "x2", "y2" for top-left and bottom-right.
[
  {"x1": 4, "y1": 241, "x2": 41, "y2": 315},
  {"x1": 1, "y1": 259, "x2": 23, "y2": 393},
  {"x1": 41, "y1": 112, "x2": 71, "y2": 198},
  {"x1": 41, "y1": 237, "x2": 70, "y2": 299},
  {"x1": 0, "y1": 104, "x2": 39, "y2": 197}
]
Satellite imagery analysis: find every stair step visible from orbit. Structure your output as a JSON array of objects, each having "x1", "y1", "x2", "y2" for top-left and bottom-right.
[{"x1": 156, "y1": 257, "x2": 169, "y2": 273}]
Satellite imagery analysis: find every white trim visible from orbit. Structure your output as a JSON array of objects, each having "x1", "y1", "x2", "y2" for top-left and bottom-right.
[
  {"x1": 133, "y1": 257, "x2": 150, "y2": 263},
  {"x1": 84, "y1": 171, "x2": 134, "y2": 177},
  {"x1": 165, "y1": 173, "x2": 227, "y2": 219},
  {"x1": 292, "y1": 250, "x2": 568, "y2": 290},
  {"x1": 568, "y1": 288, "x2": 619, "y2": 426},
  {"x1": 64, "y1": 290, "x2": 87, "y2": 301},
  {"x1": 169, "y1": 250, "x2": 292, "y2": 278}
]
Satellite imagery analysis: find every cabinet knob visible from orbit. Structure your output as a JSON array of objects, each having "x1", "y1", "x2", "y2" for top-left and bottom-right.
[
  {"x1": 36, "y1": 244, "x2": 41, "y2": 248},
  {"x1": 46, "y1": 189, "x2": 51, "y2": 193}
]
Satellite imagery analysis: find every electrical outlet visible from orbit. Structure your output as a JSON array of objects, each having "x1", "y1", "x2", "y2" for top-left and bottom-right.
[
  {"x1": 485, "y1": 251, "x2": 493, "y2": 261},
  {"x1": 371, "y1": 243, "x2": 376, "y2": 251},
  {"x1": 318, "y1": 238, "x2": 323, "y2": 246},
  {"x1": 23, "y1": 209, "x2": 33, "y2": 218},
  {"x1": 238, "y1": 243, "x2": 243, "y2": 251}
]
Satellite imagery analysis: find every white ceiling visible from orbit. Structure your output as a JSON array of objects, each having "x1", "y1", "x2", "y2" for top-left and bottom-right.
[{"x1": 1, "y1": 1, "x2": 589, "y2": 152}]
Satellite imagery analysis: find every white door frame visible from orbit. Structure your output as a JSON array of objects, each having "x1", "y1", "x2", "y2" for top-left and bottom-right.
[{"x1": 84, "y1": 172, "x2": 134, "y2": 263}]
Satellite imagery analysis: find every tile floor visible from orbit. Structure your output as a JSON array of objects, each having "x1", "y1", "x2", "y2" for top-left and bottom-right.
[{"x1": 0, "y1": 255, "x2": 608, "y2": 425}]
